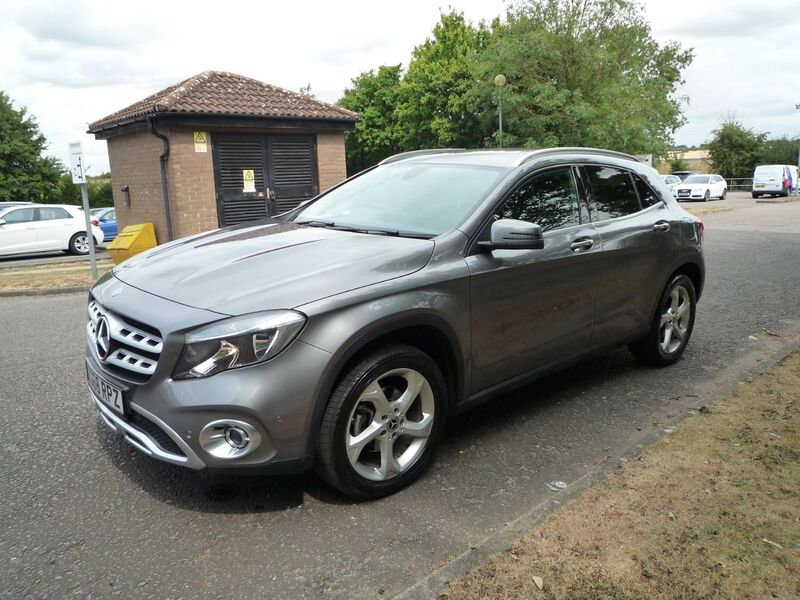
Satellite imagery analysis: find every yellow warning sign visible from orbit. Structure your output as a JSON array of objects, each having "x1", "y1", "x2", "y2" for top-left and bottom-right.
[
  {"x1": 242, "y1": 169, "x2": 255, "y2": 193},
  {"x1": 193, "y1": 131, "x2": 207, "y2": 153}
]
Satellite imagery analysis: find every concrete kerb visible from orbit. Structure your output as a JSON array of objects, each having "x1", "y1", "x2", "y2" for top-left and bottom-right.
[{"x1": 393, "y1": 326, "x2": 800, "y2": 600}]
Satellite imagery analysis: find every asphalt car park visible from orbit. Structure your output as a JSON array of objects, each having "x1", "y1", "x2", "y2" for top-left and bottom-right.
[{"x1": 1, "y1": 199, "x2": 799, "y2": 599}]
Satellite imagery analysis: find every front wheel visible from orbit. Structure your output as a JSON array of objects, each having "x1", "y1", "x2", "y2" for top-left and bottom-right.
[
  {"x1": 703, "y1": 190, "x2": 710, "y2": 202},
  {"x1": 316, "y1": 345, "x2": 447, "y2": 499},
  {"x1": 629, "y1": 274, "x2": 696, "y2": 367}
]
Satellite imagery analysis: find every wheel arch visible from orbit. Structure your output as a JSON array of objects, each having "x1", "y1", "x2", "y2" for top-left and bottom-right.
[{"x1": 304, "y1": 314, "x2": 465, "y2": 457}]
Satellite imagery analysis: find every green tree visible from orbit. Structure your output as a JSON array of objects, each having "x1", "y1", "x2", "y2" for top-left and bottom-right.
[
  {"x1": 397, "y1": 10, "x2": 491, "y2": 149},
  {"x1": 707, "y1": 119, "x2": 766, "y2": 178},
  {"x1": 298, "y1": 84, "x2": 315, "y2": 98},
  {"x1": 761, "y1": 136, "x2": 799, "y2": 166},
  {"x1": 339, "y1": 65, "x2": 405, "y2": 174},
  {"x1": 470, "y1": 0, "x2": 693, "y2": 153},
  {"x1": 0, "y1": 91, "x2": 62, "y2": 201},
  {"x1": 52, "y1": 172, "x2": 81, "y2": 204},
  {"x1": 669, "y1": 156, "x2": 690, "y2": 172}
]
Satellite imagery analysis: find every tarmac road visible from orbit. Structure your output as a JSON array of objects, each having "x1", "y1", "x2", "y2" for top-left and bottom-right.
[{"x1": 1, "y1": 198, "x2": 799, "y2": 599}]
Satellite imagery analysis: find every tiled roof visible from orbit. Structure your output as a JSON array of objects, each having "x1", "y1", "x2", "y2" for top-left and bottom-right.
[{"x1": 88, "y1": 71, "x2": 357, "y2": 131}]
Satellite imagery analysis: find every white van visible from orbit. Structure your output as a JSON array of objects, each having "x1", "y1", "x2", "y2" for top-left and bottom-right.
[{"x1": 752, "y1": 164, "x2": 798, "y2": 198}]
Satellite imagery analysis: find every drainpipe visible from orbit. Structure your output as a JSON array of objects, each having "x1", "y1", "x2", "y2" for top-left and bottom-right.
[{"x1": 148, "y1": 117, "x2": 174, "y2": 241}]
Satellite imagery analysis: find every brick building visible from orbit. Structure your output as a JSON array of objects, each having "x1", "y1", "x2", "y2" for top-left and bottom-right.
[{"x1": 88, "y1": 71, "x2": 357, "y2": 242}]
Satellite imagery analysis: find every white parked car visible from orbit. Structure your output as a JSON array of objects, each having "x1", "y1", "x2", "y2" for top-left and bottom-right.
[
  {"x1": 661, "y1": 174, "x2": 681, "y2": 198},
  {"x1": 0, "y1": 204, "x2": 104, "y2": 257},
  {"x1": 675, "y1": 174, "x2": 727, "y2": 202}
]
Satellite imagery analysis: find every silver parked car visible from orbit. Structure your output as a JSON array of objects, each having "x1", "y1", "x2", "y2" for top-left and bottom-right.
[{"x1": 85, "y1": 148, "x2": 705, "y2": 498}]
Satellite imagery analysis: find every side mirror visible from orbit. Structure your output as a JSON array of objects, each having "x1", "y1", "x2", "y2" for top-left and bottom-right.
[{"x1": 479, "y1": 218, "x2": 544, "y2": 251}]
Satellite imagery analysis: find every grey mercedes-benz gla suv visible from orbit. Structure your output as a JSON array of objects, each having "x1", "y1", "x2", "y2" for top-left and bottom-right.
[{"x1": 86, "y1": 148, "x2": 704, "y2": 498}]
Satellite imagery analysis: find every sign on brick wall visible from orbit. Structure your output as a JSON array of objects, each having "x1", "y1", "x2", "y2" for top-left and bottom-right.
[{"x1": 194, "y1": 131, "x2": 208, "y2": 153}]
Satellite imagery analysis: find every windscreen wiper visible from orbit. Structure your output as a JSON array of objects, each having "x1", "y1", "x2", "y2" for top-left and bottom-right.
[{"x1": 295, "y1": 220, "x2": 433, "y2": 239}]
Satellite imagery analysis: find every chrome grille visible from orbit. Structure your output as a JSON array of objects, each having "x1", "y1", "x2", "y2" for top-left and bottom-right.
[{"x1": 87, "y1": 299, "x2": 163, "y2": 379}]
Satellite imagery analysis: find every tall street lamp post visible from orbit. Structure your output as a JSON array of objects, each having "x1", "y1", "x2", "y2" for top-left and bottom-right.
[{"x1": 495, "y1": 74, "x2": 507, "y2": 148}]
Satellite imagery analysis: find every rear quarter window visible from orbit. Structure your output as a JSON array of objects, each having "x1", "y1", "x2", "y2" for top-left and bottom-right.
[{"x1": 632, "y1": 174, "x2": 661, "y2": 207}]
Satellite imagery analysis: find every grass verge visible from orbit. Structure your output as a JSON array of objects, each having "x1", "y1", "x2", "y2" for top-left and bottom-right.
[
  {"x1": 440, "y1": 351, "x2": 800, "y2": 599},
  {"x1": 0, "y1": 263, "x2": 112, "y2": 291}
]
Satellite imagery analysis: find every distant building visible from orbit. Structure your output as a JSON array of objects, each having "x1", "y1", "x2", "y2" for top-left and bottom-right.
[
  {"x1": 658, "y1": 149, "x2": 711, "y2": 175},
  {"x1": 88, "y1": 71, "x2": 357, "y2": 242}
]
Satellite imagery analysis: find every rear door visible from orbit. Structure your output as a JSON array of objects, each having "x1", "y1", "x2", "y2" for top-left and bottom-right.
[
  {"x1": 35, "y1": 206, "x2": 75, "y2": 250},
  {"x1": 0, "y1": 207, "x2": 39, "y2": 255},
  {"x1": 581, "y1": 165, "x2": 680, "y2": 342},
  {"x1": 212, "y1": 133, "x2": 318, "y2": 226},
  {"x1": 467, "y1": 166, "x2": 600, "y2": 392}
]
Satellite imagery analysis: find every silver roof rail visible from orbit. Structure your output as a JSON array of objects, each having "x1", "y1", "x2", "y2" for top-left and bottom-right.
[
  {"x1": 515, "y1": 147, "x2": 641, "y2": 167},
  {"x1": 379, "y1": 148, "x2": 467, "y2": 165}
]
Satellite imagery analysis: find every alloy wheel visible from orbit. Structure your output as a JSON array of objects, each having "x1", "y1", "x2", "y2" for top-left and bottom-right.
[
  {"x1": 74, "y1": 235, "x2": 90, "y2": 253},
  {"x1": 659, "y1": 284, "x2": 691, "y2": 354},
  {"x1": 345, "y1": 368, "x2": 435, "y2": 481}
]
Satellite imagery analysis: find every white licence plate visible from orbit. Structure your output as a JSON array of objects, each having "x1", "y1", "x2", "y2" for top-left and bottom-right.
[
  {"x1": 87, "y1": 363, "x2": 125, "y2": 414},
  {"x1": 755, "y1": 183, "x2": 765, "y2": 188}
]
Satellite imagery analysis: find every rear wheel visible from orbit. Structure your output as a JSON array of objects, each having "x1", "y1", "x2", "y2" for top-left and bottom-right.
[
  {"x1": 629, "y1": 274, "x2": 696, "y2": 367},
  {"x1": 752, "y1": 192, "x2": 759, "y2": 199},
  {"x1": 316, "y1": 344, "x2": 447, "y2": 499},
  {"x1": 720, "y1": 188, "x2": 727, "y2": 200},
  {"x1": 68, "y1": 232, "x2": 90, "y2": 255}
]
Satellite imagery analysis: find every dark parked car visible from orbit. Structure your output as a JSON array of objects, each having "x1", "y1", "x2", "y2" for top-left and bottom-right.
[
  {"x1": 85, "y1": 148, "x2": 704, "y2": 498},
  {"x1": 671, "y1": 170, "x2": 701, "y2": 181}
]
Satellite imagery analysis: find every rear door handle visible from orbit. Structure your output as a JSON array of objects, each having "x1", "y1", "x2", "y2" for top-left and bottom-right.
[
  {"x1": 653, "y1": 220, "x2": 671, "y2": 232},
  {"x1": 570, "y1": 238, "x2": 594, "y2": 252}
]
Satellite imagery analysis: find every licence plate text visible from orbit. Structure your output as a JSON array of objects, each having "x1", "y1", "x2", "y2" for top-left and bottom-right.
[{"x1": 87, "y1": 364, "x2": 125, "y2": 414}]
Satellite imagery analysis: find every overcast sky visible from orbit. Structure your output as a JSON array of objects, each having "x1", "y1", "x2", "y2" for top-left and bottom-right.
[{"x1": 1, "y1": 0, "x2": 798, "y2": 174}]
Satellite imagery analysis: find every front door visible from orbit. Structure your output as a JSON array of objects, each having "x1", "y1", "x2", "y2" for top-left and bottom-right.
[
  {"x1": 0, "y1": 207, "x2": 39, "y2": 255},
  {"x1": 212, "y1": 133, "x2": 319, "y2": 226},
  {"x1": 466, "y1": 166, "x2": 601, "y2": 393}
]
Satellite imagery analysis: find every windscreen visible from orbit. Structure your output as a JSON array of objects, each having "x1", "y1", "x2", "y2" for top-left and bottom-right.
[
  {"x1": 294, "y1": 162, "x2": 506, "y2": 236},
  {"x1": 684, "y1": 175, "x2": 710, "y2": 184}
]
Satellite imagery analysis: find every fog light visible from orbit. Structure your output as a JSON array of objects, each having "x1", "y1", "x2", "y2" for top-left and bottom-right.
[{"x1": 199, "y1": 419, "x2": 261, "y2": 459}]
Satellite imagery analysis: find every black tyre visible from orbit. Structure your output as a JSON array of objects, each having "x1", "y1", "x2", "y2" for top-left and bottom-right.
[
  {"x1": 720, "y1": 188, "x2": 727, "y2": 200},
  {"x1": 752, "y1": 192, "x2": 759, "y2": 199},
  {"x1": 703, "y1": 190, "x2": 710, "y2": 202},
  {"x1": 629, "y1": 274, "x2": 696, "y2": 367},
  {"x1": 68, "y1": 232, "x2": 91, "y2": 255},
  {"x1": 316, "y1": 344, "x2": 447, "y2": 499}
]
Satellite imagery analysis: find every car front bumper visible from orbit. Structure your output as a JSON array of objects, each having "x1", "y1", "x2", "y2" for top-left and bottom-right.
[{"x1": 86, "y1": 278, "x2": 333, "y2": 474}]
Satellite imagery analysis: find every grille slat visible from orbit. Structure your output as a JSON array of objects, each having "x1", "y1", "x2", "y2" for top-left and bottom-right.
[{"x1": 87, "y1": 299, "x2": 163, "y2": 381}]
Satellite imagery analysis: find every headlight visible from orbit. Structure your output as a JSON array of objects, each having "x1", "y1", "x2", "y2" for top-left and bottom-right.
[{"x1": 173, "y1": 310, "x2": 306, "y2": 380}]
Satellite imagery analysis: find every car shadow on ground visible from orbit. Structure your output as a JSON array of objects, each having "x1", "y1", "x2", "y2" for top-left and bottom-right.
[{"x1": 98, "y1": 346, "x2": 647, "y2": 514}]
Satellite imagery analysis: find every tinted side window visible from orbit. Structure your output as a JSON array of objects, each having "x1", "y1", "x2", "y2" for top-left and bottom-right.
[
  {"x1": 495, "y1": 168, "x2": 580, "y2": 232},
  {"x1": 39, "y1": 207, "x2": 70, "y2": 220},
  {"x1": 2, "y1": 208, "x2": 36, "y2": 223},
  {"x1": 584, "y1": 166, "x2": 641, "y2": 220},
  {"x1": 632, "y1": 174, "x2": 660, "y2": 207}
]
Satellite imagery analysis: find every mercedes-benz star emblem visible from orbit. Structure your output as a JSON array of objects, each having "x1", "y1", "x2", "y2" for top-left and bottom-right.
[{"x1": 95, "y1": 316, "x2": 112, "y2": 360}]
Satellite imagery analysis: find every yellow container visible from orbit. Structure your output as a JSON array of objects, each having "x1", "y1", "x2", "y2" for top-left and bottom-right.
[{"x1": 107, "y1": 223, "x2": 157, "y2": 264}]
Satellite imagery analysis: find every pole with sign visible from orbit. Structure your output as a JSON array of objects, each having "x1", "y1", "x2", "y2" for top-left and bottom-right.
[{"x1": 68, "y1": 142, "x2": 97, "y2": 280}]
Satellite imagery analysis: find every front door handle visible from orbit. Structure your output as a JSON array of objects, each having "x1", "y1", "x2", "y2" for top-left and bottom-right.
[
  {"x1": 653, "y1": 220, "x2": 671, "y2": 232},
  {"x1": 570, "y1": 238, "x2": 594, "y2": 252}
]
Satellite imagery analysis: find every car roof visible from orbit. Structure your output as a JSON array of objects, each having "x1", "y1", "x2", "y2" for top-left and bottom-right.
[{"x1": 380, "y1": 147, "x2": 640, "y2": 169}]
